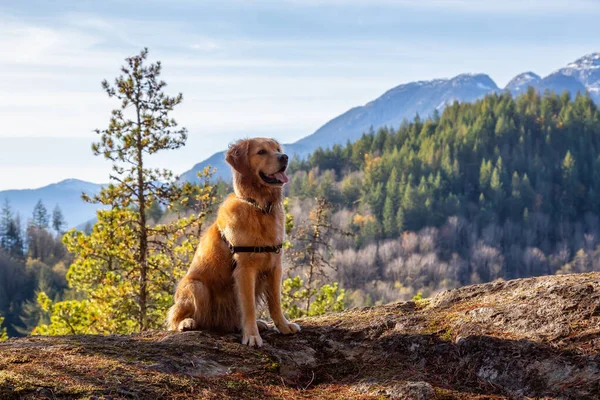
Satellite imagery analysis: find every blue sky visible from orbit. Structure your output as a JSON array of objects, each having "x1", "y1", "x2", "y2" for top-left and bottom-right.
[{"x1": 1, "y1": 0, "x2": 599, "y2": 190}]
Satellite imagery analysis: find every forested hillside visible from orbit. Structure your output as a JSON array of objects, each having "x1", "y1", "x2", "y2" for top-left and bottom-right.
[
  {"x1": 3, "y1": 88, "x2": 600, "y2": 338},
  {"x1": 0, "y1": 201, "x2": 71, "y2": 337},
  {"x1": 285, "y1": 88, "x2": 600, "y2": 305}
]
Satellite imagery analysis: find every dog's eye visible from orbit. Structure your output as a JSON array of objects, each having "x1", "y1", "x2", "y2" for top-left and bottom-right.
[{"x1": 257, "y1": 149, "x2": 267, "y2": 155}]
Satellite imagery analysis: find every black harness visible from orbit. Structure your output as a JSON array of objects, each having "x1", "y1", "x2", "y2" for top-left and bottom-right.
[
  {"x1": 220, "y1": 196, "x2": 283, "y2": 257},
  {"x1": 221, "y1": 235, "x2": 282, "y2": 255}
]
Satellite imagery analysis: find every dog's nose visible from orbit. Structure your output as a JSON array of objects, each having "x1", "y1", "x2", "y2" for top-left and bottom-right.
[{"x1": 279, "y1": 154, "x2": 289, "y2": 163}]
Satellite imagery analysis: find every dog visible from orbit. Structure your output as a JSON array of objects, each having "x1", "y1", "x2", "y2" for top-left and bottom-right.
[{"x1": 167, "y1": 137, "x2": 301, "y2": 347}]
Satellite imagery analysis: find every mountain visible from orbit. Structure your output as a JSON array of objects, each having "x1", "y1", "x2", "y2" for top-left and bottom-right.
[
  {"x1": 505, "y1": 52, "x2": 600, "y2": 102},
  {"x1": 182, "y1": 73, "x2": 500, "y2": 182},
  {"x1": 182, "y1": 52, "x2": 600, "y2": 183},
  {"x1": 294, "y1": 73, "x2": 498, "y2": 151},
  {"x1": 556, "y1": 52, "x2": 600, "y2": 102},
  {"x1": 0, "y1": 179, "x2": 103, "y2": 229},
  {"x1": 534, "y1": 71, "x2": 587, "y2": 96},
  {"x1": 504, "y1": 71, "x2": 541, "y2": 94},
  {"x1": 6, "y1": 52, "x2": 600, "y2": 218},
  {"x1": 505, "y1": 70, "x2": 587, "y2": 99}
]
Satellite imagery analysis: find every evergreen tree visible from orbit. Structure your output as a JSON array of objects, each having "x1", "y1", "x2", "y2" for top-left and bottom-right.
[
  {"x1": 479, "y1": 158, "x2": 492, "y2": 191},
  {"x1": 51, "y1": 205, "x2": 67, "y2": 233},
  {"x1": 395, "y1": 207, "x2": 405, "y2": 233},
  {"x1": 382, "y1": 195, "x2": 396, "y2": 237},
  {"x1": 0, "y1": 201, "x2": 24, "y2": 258},
  {"x1": 32, "y1": 200, "x2": 50, "y2": 229},
  {"x1": 0, "y1": 200, "x2": 12, "y2": 251},
  {"x1": 35, "y1": 49, "x2": 215, "y2": 334},
  {"x1": 561, "y1": 150, "x2": 577, "y2": 218}
]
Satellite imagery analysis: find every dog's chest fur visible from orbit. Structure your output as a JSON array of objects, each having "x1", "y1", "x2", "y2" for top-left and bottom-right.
[{"x1": 218, "y1": 197, "x2": 285, "y2": 248}]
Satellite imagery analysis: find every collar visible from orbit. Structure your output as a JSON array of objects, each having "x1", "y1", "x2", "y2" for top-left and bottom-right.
[{"x1": 238, "y1": 196, "x2": 274, "y2": 214}]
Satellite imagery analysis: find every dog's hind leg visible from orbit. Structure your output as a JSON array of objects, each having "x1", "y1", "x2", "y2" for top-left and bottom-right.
[
  {"x1": 167, "y1": 278, "x2": 209, "y2": 332},
  {"x1": 256, "y1": 319, "x2": 269, "y2": 332}
]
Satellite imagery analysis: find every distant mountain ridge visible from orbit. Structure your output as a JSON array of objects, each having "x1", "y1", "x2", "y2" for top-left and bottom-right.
[
  {"x1": 0, "y1": 179, "x2": 103, "y2": 229},
  {"x1": 183, "y1": 73, "x2": 499, "y2": 182},
  {"x1": 182, "y1": 52, "x2": 600, "y2": 182},
  {"x1": 5, "y1": 52, "x2": 600, "y2": 226}
]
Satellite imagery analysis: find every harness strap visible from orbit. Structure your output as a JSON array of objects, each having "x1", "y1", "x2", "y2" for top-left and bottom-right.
[
  {"x1": 221, "y1": 197, "x2": 280, "y2": 270},
  {"x1": 221, "y1": 234, "x2": 282, "y2": 255}
]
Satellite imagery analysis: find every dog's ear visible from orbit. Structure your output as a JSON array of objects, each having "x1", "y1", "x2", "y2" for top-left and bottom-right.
[{"x1": 226, "y1": 140, "x2": 250, "y2": 173}]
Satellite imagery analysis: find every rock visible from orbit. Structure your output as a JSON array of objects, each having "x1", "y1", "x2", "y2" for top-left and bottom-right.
[
  {"x1": 1, "y1": 272, "x2": 599, "y2": 399},
  {"x1": 386, "y1": 381, "x2": 435, "y2": 400}
]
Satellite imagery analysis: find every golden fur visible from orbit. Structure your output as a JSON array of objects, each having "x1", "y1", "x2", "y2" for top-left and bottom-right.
[{"x1": 167, "y1": 137, "x2": 300, "y2": 347}]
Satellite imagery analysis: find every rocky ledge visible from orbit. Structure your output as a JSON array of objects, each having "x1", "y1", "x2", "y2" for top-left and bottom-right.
[{"x1": 1, "y1": 272, "x2": 599, "y2": 399}]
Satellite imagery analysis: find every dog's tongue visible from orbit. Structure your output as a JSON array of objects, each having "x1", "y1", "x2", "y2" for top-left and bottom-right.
[{"x1": 273, "y1": 171, "x2": 289, "y2": 183}]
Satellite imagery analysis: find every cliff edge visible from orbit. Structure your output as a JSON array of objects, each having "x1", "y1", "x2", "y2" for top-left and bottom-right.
[{"x1": 1, "y1": 273, "x2": 599, "y2": 399}]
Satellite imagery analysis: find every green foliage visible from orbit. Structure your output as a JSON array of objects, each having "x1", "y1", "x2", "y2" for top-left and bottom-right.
[
  {"x1": 287, "y1": 90, "x2": 600, "y2": 250},
  {"x1": 32, "y1": 200, "x2": 50, "y2": 229},
  {"x1": 281, "y1": 277, "x2": 345, "y2": 319},
  {"x1": 0, "y1": 199, "x2": 71, "y2": 338},
  {"x1": 283, "y1": 197, "x2": 294, "y2": 250},
  {"x1": 285, "y1": 198, "x2": 352, "y2": 316},
  {"x1": 0, "y1": 200, "x2": 24, "y2": 258},
  {"x1": 281, "y1": 277, "x2": 307, "y2": 319},
  {"x1": 34, "y1": 49, "x2": 216, "y2": 335},
  {"x1": 0, "y1": 315, "x2": 7, "y2": 342}
]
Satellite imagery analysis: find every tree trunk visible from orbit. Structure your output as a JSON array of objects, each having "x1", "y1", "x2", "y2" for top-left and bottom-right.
[{"x1": 136, "y1": 110, "x2": 148, "y2": 332}]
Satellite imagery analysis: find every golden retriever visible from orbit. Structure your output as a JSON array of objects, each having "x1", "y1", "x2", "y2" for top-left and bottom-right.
[{"x1": 167, "y1": 137, "x2": 300, "y2": 347}]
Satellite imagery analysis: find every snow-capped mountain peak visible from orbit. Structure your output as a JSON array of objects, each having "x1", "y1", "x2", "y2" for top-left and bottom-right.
[
  {"x1": 505, "y1": 72, "x2": 541, "y2": 93},
  {"x1": 556, "y1": 52, "x2": 600, "y2": 95},
  {"x1": 565, "y1": 52, "x2": 600, "y2": 70}
]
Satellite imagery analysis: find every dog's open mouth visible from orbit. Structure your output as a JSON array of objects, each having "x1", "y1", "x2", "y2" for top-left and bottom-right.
[{"x1": 260, "y1": 167, "x2": 289, "y2": 185}]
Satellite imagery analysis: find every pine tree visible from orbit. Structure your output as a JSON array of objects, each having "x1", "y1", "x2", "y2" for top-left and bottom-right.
[
  {"x1": 490, "y1": 164, "x2": 504, "y2": 213},
  {"x1": 51, "y1": 205, "x2": 66, "y2": 233},
  {"x1": 0, "y1": 201, "x2": 24, "y2": 258},
  {"x1": 479, "y1": 158, "x2": 492, "y2": 191},
  {"x1": 0, "y1": 200, "x2": 13, "y2": 251},
  {"x1": 35, "y1": 49, "x2": 215, "y2": 334},
  {"x1": 520, "y1": 174, "x2": 535, "y2": 210},
  {"x1": 32, "y1": 200, "x2": 49, "y2": 229},
  {"x1": 395, "y1": 207, "x2": 404, "y2": 233},
  {"x1": 510, "y1": 171, "x2": 522, "y2": 219},
  {"x1": 382, "y1": 195, "x2": 396, "y2": 237},
  {"x1": 386, "y1": 168, "x2": 399, "y2": 208},
  {"x1": 561, "y1": 151, "x2": 577, "y2": 218}
]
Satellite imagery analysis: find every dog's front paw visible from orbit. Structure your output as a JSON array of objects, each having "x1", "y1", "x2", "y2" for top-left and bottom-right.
[
  {"x1": 178, "y1": 318, "x2": 196, "y2": 332},
  {"x1": 276, "y1": 321, "x2": 301, "y2": 335},
  {"x1": 242, "y1": 332, "x2": 264, "y2": 347}
]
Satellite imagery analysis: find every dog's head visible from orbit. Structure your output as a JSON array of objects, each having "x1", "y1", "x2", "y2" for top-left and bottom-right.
[{"x1": 226, "y1": 138, "x2": 289, "y2": 187}]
